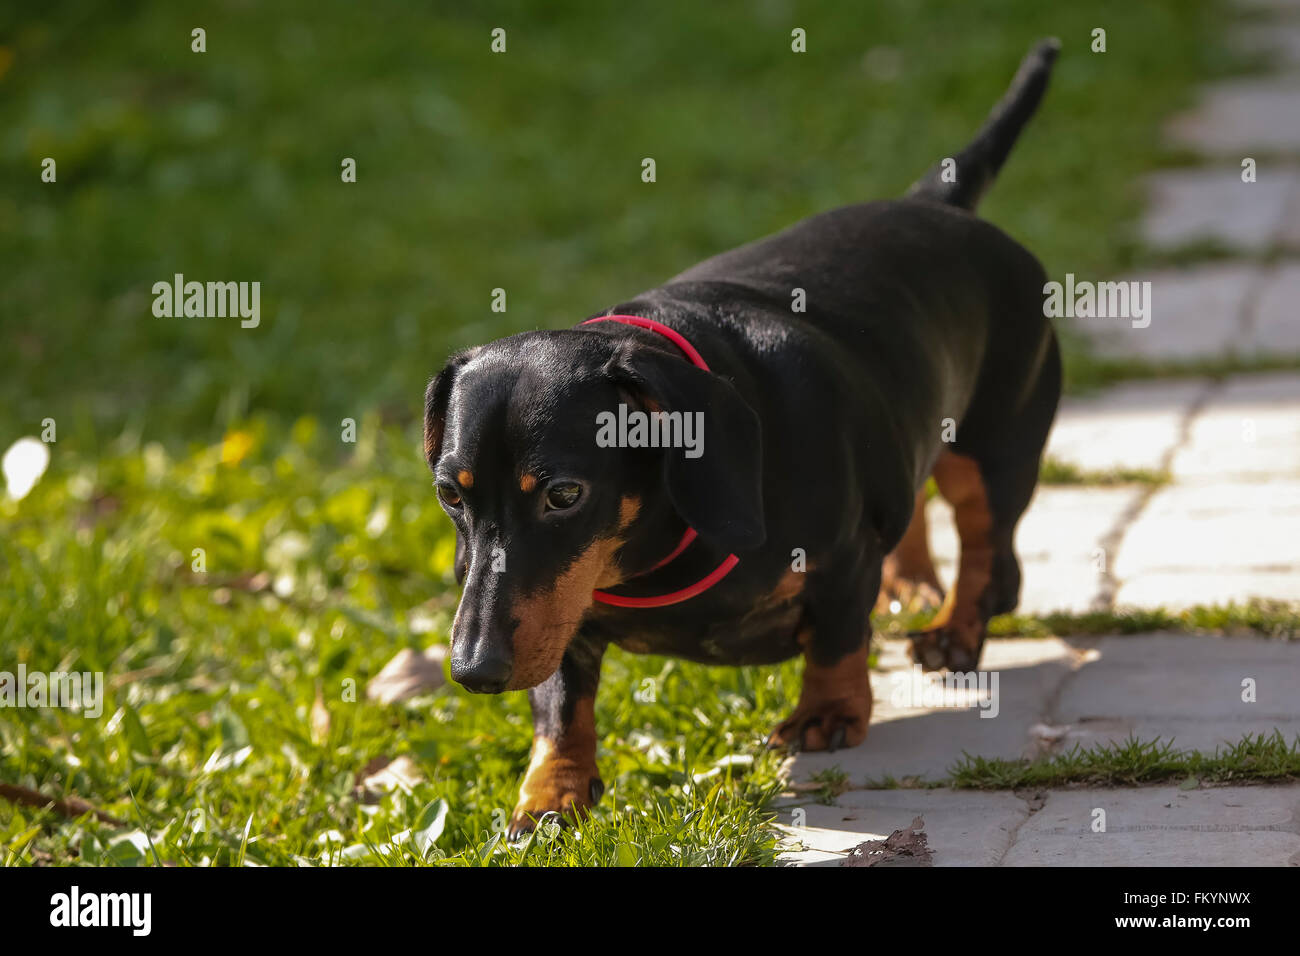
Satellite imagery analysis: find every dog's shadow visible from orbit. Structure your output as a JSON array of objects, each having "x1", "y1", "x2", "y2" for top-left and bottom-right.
[{"x1": 775, "y1": 637, "x2": 1081, "y2": 866}]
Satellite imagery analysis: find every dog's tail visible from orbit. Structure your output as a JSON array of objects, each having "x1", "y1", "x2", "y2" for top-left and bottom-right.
[{"x1": 906, "y1": 38, "x2": 1060, "y2": 211}]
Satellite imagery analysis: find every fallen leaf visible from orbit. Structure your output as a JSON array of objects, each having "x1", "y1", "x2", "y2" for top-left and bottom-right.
[
  {"x1": 357, "y1": 755, "x2": 424, "y2": 800},
  {"x1": 366, "y1": 646, "x2": 448, "y2": 703},
  {"x1": 690, "y1": 753, "x2": 754, "y2": 783},
  {"x1": 310, "y1": 683, "x2": 330, "y2": 744},
  {"x1": 787, "y1": 781, "x2": 826, "y2": 793},
  {"x1": 842, "y1": 815, "x2": 933, "y2": 867},
  {"x1": 410, "y1": 799, "x2": 449, "y2": 857}
]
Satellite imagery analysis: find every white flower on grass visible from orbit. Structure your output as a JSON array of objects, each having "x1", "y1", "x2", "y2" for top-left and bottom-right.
[{"x1": 2, "y1": 436, "x2": 51, "y2": 501}]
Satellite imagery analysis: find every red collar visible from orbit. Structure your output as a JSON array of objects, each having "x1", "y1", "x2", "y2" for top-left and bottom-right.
[{"x1": 580, "y1": 314, "x2": 740, "y2": 608}]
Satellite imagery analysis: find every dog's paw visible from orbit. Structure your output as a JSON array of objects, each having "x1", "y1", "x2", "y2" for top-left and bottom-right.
[
  {"x1": 908, "y1": 624, "x2": 982, "y2": 673},
  {"x1": 505, "y1": 775, "x2": 604, "y2": 842},
  {"x1": 767, "y1": 697, "x2": 870, "y2": 753},
  {"x1": 875, "y1": 575, "x2": 945, "y2": 616}
]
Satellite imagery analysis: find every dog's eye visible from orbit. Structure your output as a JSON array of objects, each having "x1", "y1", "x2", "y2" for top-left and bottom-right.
[
  {"x1": 437, "y1": 484, "x2": 463, "y2": 509},
  {"x1": 545, "y1": 481, "x2": 582, "y2": 511}
]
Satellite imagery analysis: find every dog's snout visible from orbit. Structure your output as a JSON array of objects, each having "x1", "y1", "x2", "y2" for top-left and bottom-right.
[
  {"x1": 451, "y1": 648, "x2": 513, "y2": 694},
  {"x1": 450, "y1": 547, "x2": 515, "y2": 693}
]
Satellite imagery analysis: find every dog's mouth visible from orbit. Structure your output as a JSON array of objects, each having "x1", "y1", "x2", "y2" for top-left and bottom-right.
[
  {"x1": 495, "y1": 537, "x2": 623, "y2": 690},
  {"x1": 450, "y1": 529, "x2": 626, "y2": 693},
  {"x1": 449, "y1": 616, "x2": 581, "y2": 693}
]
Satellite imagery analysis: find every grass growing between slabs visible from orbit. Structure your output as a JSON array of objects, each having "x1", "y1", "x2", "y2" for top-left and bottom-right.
[
  {"x1": 873, "y1": 601, "x2": 1300, "y2": 642},
  {"x1": 949, "y1": 731, "x2": 1300, "y2": 790},
  {"x1": 1062, "y1": 348, "x2": 1300, "y2": 393},
  {"x1": 985, "y1": 603, "x2": 1300, "y2": 640},
  {"x1": 1038, "y1": 457, "x2": 1170, "y2": 488},
  {"x1": 789, "y1": 733, "x2": 1300, "y2": 795}
]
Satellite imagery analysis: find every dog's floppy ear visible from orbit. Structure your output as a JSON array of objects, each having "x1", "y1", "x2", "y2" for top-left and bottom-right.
[
  {"x1": 423, "y1": 348, "x2": 478, "y2": 468},
  {"x1": 606, "y1": 343, "x2": 765, "y2": 553}
]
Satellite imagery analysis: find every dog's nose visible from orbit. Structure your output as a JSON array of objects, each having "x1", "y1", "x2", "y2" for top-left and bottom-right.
[{"x1": 451, "y1": 651, "x2": 512, "y2": 694}]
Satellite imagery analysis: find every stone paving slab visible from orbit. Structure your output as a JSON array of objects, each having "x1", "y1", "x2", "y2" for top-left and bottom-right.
[
  {"x1": 781, "y1": 785, "x2": 1300, "y2": 867},
  {"x1": 1113, "y1": 480, "x2": 1300, "y2": 597},
  {"x1": 1045, "y1": 379, "x2": 1205, "y2": 473},
  {"x1": 928, "y1": 373, "x2": 1300, "y2": 612},
  {"x1": 1277, "y1": 191, "x2": 1300, "y2": 246},
  {"x1": 1139, "y1": 167, "x2": 1297, "y2": 251},
  {"x1": 780, "y1": 634, "x2": 1299, "y2": 865},
  {"x1": 1000, "y1": 786, "x2": 1300, "y2": 867},
  {"x1": 787, "y1": 637, "x2": 1078, "y2": 785},
  {"x1": 1052, "y1": 634, "x2": 1300, "y2": 751},
  {"x1": 1234, "y1": 21, "x2": 1300, "y2": 66},
  {"x1": 1236, "y1": 0, "x2": 1300, "y2": 13},
  {"x1": 1082, "y1": 263, "x2": 1257, "y2": 360},
  {"x1": 1248, "y1": 264, "x2": 1300, "y2": 352},
  {"x1": 1116, "y1": 570, "x2": 1300, "y2": 608},
  {"x1": 1167, "y1": 79, "x2": 1300, "y2": 154},
  {"x1": 928, "y1": 487, "x2": 1137, "y2": 615},
  {"x1": 777, "y1": 790, "x2": 1028, "y2": 867},
  {"x1": 788, "y1": 635, "x2": 1298, "y2": 792},
  {"x1": 1169, "y1": 373, "x2": 1300, "y2": 479}
]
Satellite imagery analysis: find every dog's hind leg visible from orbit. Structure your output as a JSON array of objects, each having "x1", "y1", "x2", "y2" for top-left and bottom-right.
[
  {"x1": 875, "y1": 488, "x2": 945, "y2": 615},
  {"x1": 909, "y1": 451, "x2": 998, "y2": 672},
  {"x1": 910, "y1": 332, "x2": 1061, "y2": 672}
]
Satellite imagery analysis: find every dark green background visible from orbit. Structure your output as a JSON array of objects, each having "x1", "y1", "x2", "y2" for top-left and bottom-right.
[{"x1": 2, "y1": 0, "x2": 1232, "y2": 445}]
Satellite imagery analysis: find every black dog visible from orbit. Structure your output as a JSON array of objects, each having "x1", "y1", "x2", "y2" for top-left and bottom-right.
[{"x1": 424, "y1": 41, "x2": 1061, "y2": 837}]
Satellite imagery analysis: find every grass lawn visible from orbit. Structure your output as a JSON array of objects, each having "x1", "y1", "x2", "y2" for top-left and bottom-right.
[{"x1": 0, "y1": 0, "x2": 1251, "y2": 865}]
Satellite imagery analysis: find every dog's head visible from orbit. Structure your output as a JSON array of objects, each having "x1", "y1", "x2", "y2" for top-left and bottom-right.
[{"x1": 424, "y1": 328, "x2": 764, "y2": 693}]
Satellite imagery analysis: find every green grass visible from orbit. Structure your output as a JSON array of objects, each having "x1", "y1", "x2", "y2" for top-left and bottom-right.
[
  {"x1": 1064, "y1": 348, "x2": 1300, "y2": 393},
  {"x1": 949, "y1": 732, "x2": 1300, "y2": 789},
  {"x1": 986, "y1": 602, "x2": 1300, "y2": 640},
  {"x1": 873, "y1": 599, "x2": 1300, "y2": 641},
  {"x1": 1, "y1": 0, "x2": 1243, "y2": 438},
  {"x1": 0, "y1": 426, "x2": 797, "y2": 865},
  {"x1": 781, "y1": 733, "x2": 1300, "y2": 797},
  {"x1": 1039, "y1": 457, "x2": 1170, "y2": 487},
  {"x1": 0, "y1": 0, "x2": 1251, "y2": 865},
  {"x1": 3, "y1": 430, "x2": 1293, "y2": 865}
]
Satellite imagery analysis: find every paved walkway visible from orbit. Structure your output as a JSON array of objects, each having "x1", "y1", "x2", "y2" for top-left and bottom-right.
[
  {"x1": 781, "y1": 0, "x2": 1300, "y2": 865},
  {"x1": 780, "y1": 636, "x2": 1300, "y2": 865}
]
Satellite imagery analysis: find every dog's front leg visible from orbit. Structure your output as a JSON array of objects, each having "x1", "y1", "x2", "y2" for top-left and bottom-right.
[
  {"x1": 506, "y1": 633, "x2": 606, "y2": 840},
  {"x1": 767, "y1": 559, "x2": 879, "y2": 753}
]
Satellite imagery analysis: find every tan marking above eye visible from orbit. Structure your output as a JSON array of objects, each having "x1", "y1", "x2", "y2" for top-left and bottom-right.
[
  {"x1": 457, "y1": 469, "x2": 474, "y2": 488},
  {"x1": 520, "y1": 473, "x2": 537, "y2": 493}
]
